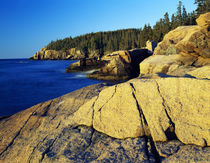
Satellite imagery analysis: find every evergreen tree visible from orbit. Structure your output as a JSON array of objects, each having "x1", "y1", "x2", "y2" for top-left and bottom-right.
[
  {"x1": 194, "y1": 0, "x2": 210, "y2": 16},
  {"x1": 182, "y1": 6, "x2": 188, "y2": 25},
  {"x1": 188, "y1": 11, "x2": 197, "y2": 25},
  {"x1": 81, "y1": 45, "x2": 88, "y2": 58},
  {"x1": 177, "y1": 1, "x2": 183, "y2": 26},
  {"x1": 171, "y1": 14, "x2": 178, "y2": 29},
  {"x1": 163, "y1": 12, "x2": 170, "y2": 34}
]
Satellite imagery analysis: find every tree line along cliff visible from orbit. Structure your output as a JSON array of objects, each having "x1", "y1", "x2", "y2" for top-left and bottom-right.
[
  {"x1": 32, "y1": 0, "x2": 209, "y2": 60},
  {"x1": 45, "y1": 1, "x2": 207, "y2": 53}
]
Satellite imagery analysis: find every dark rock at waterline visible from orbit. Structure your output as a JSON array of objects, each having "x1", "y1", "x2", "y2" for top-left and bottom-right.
[{"x1": 65, "y1": 58, "x2": 107, "y2": 72}]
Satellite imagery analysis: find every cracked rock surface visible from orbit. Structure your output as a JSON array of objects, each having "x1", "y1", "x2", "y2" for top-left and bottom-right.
[
  {"x1": 73, "y1": 78, "x2": 210, "y2": 146},
  {"x1": 0, "y1": 78, "x2": 209, "y2": 162}
]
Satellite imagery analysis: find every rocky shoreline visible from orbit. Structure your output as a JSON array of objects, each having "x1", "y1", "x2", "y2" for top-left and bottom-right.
[
  {"x1": 1, "y1": 12, "x2": 209, "y2": 162},
  {"x1": 66, "y1": 48, "x2": 152, "y2": 81},
  {"x1": 30, "y1": 48, "x2": 99, "y2": 60}
]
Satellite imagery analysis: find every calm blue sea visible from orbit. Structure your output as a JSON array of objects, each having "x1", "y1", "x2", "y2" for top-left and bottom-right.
[{"x1": 0, "y1": 59, "x2": 102, "y2": 116}]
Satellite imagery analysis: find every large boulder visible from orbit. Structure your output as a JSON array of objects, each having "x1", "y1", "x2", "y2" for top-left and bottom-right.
[
  {"x1": 139, "y1": 55, "x2": 210, "y2": 77},
  {"x1": 102, "y1": 50, "x2": 132, "y2": 63},
  {"x1": 72, "y1": 78, "x2": 210, "y2": 147},
  {"x1": 186, "y1": 65, "x2": 210, "y2": 79},
  {"x1": 88, "y1": 49, "x2": 151, "y2": 80},
  {"x1": 88, "y1": 51, "x2": 132, "y2": 81},
  {"x1": 140, "y1": 55, "x2": 180, "y2": 76},
  {"x1": 154, "y1": 12, "x2": 210, "y2": 59},
  {"x1": 66, "y1": 48, "x2": 85, "y2": 59},
  {"x1": 196, "y1": 12, "x2": 210, "y2": 29},
  {"x1": 154, "y1": 25, "x2": 210, "y2": 58},
  {"x1": 101, "y1": 50, "x2": 132, "y2": 76},
  {"x1": 140, "y1": 13, "x2": 210, "y2": 77}
]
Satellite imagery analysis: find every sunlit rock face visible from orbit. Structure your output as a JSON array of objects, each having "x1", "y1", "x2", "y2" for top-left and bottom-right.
[
  {"x1": 73, "y1": 78, "x2": 210, "y2": 147},
  {"x1": 154, "y1": 12, "x2": 210, "y2": 59},
  {"x1": 31, "y1": 48, "x2": 99, "y2": 60},
  {"x1": 140, "y1": 12, "x2": 210, "y2": 78},
  {"x1": 1, "y1": 12, "x2": 209, "y2": 163},
  {"x1": 88, "y1": 49, "x2": 151, "y2": 80},
  {"x1": 0, "y1": 77, "x2": 209, "y2": 162},
  {"x1": 146, "y1": 40, "x2": 157, "y2": 52}
]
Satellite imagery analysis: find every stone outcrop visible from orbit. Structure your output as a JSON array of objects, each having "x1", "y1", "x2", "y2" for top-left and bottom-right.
[
  {"x1": 88, "y1": 49, "x2": 151, "y2": 80},
  {"x1": 139, "y1": 55, "x2": 204, "y2": 77},
  {"x1": 0, "y1": 78, "x2": 209, "y2": 162},
  {"x1": 146, "y1": 40, "x2": 157, "y2": 52},
  {"x1": 140, "y1": 12, "x2": 210, "y2": 77},
  {"x1": 186, "y1": 65, "x2": 210, "y2": 79},
  {"x1": 72, "y1": 78, "x2": 210, "y2": 147},
  {"x1": 31, "y1": 48, "x2": 99, "y2": 60},
  {"x1": 88, "y1": 50, "x2": 133, "y2": 80},
  {"x1": 65, "y1": 48, "x2": 151, "y2": 81},
  {"x1": 196, "y1": 12, "x2": 210, "y2": 29},
  {"x1": 66, "y1": 58, "x2": 106, "y2": 72},
  {"x1": 154, "y1": 25, "x2": 210, "y2": 58},
  {"x1": 154, "y1": 12, "x2": 210, "y2": 59}
]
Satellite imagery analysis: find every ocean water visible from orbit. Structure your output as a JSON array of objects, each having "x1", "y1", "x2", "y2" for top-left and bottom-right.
[{"x1": 0, "y1": 59, "x2": 102, "y2": 116}]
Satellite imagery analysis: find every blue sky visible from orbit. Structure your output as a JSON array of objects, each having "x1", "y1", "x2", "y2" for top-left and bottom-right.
[{"x1": 0, "y1": 0, "x2": 196, "y2": 59}]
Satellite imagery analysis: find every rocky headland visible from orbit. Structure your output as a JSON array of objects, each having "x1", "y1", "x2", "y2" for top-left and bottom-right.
[
  {"x1": 30, "y1": 48, "x2": 101, "y2": 60},
  {"x1": 1, "y1": 12, "x2": 210, "y2": 162}
]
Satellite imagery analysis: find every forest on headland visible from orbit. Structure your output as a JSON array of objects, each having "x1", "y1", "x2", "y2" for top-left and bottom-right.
[{"x1": 46, "y1": 0, "x2": 209, "y2": 56}]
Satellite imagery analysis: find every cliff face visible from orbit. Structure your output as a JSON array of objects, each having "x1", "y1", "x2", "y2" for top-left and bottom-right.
[
  {"x1": 31, "y1": 48, "x2": 101, "y2": 60},
  {"x1": 31, "y1": 48, "x2": 83, "y2": 60}
]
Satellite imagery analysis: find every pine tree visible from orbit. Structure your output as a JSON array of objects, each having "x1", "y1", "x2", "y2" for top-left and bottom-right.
[
  {"x1": 177, "y1": 1, "x2": 183, "y2": 26},
  {"x1": 163, "y1": 12, "x2": 170, "y2": 34},
  {"x1": 188, "y1": 11, "x2": 197, "y2": 25},
  {"x1": 171, "y1": 14, "x2": 178, "y2": 29},
  {"x1": 194, "y1": 0, "x2": 210, "y2": 16},
  {"x1": 182, "y1": 6, "x2": 188, "y2": 25}
]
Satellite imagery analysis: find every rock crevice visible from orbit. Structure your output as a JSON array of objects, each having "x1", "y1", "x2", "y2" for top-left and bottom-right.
[{"x1": 72, "y1": 78, "x2": 209, "y2": 147}]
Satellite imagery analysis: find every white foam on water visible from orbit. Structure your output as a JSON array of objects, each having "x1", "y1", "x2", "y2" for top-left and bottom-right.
[
  {"x1": 75, "y1": 74, "x2": 86, "y2": 78},
  {"x1": 84, "y1": 69, "x2": 97, "y2": 74},
  {"x1": 17, "y1": 61, "x2": 29, "y2": 64},
  {"x1": 65, "y1": 73, "x2": 86, "y2": 79}
]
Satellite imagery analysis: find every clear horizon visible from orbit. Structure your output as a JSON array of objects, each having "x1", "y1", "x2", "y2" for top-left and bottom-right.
[{"x1": 0, "y1": 0, "x2": 196, "y2": 59}]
